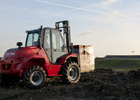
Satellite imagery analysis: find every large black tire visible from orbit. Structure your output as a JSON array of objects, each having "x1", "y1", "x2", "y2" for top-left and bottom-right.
[
  {"x1": 61, "y1": 62, "x2": 81, "y2": 83},
  {"x1": 23, "y1": 66, "x2": 46, "y2": 89}
]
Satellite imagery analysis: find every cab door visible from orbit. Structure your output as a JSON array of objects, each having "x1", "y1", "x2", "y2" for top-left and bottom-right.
[
  {"x1": 51, "y1": 29, "x2": 68, "y2": 64},
  {"x1": 43, "y1": 29, "x2": 52, "y2": 62}
]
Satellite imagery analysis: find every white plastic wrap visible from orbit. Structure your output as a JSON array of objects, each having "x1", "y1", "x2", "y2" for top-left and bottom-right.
[{"x1": 73, "y1": 45, "x2": 95, "y2": 72}]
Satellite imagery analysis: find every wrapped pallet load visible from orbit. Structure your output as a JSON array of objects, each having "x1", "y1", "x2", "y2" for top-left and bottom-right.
[{"x1": 72, "y1": 45, "x2": 95, "y2": 72}]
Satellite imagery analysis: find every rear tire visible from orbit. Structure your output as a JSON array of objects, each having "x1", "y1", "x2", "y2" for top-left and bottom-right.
[
  {"x1": 61, "y1": 62, "x2": 81, "y2": 83},
  {"x1": 23, "y1": 66, "x2": 46, "y2": 89}
]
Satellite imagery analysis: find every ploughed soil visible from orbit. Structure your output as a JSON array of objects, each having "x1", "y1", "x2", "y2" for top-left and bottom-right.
[{"x1": 0, "y1": 68, "x2": 140, "y2": 100}]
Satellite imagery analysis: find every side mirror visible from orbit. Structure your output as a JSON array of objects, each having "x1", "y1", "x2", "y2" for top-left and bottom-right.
[
  {"x1": 17, "y1": 42, "x2": 23, "y2": 48},
  {"x1": 38, "y1": 25, "x2": 43, "y2": 49}
]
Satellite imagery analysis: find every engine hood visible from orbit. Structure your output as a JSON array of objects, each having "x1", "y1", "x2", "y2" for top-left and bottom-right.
[
  {"x1": 6, "y1": 47, "x2": 24, "y2": 52},
  {"x1": 1, "y1": 46, "x2": 39, "y2": 61}
]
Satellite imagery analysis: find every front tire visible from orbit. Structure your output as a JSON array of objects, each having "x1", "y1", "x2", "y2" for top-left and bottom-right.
[
  {"x1": 61, "y1": 62, "x2": 81, "y2": 83},
  {"x1": 23, "y1": 66, "x2": 46, "y2": 89}
]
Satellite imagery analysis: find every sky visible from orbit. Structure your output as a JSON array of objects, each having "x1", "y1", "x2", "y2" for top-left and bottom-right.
[{"x1": 0, "y1": 0, "x2": 140, "y2": 57}]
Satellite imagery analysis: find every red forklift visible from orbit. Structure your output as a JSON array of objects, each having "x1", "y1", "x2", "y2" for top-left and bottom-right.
[{"x1": 0, "y1": 20, "x2": 94, "y2": 89}]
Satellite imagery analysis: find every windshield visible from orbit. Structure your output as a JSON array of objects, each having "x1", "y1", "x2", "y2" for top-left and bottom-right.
[{"x1": 26, "y1": 32, "x2": 39, "y2": 46}]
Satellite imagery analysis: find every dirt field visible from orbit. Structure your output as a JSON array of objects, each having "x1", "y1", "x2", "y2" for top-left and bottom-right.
[{"x1": 0, "y1": 68, "x2": 140, "y2": 100}]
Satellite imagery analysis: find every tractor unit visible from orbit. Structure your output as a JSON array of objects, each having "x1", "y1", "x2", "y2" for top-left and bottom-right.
[{"x1": 0, "y1": 20, "x2": 95, "y2": 89}]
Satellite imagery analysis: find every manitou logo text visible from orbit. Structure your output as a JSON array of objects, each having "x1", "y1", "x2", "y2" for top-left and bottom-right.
[{"x1": 5, "y1": 52, "x2": 15, "y2": 56}]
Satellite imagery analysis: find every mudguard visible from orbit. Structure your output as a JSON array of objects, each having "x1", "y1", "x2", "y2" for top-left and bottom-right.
[
  {"x1": 19, "y1": 54, "x2": 48, "y2": 77},
  {"x1": 59, "y1": 53, "x2": 77, "y2": 65}
]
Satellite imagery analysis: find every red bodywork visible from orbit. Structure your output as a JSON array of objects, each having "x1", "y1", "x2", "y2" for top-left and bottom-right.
[{"x1": 0, "y1": 46, "x2": 77, "y2": 77}]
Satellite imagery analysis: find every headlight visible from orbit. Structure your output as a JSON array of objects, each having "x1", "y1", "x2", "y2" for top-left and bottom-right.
[{"x1": 19, "y1": 57, "x2": 24, "y2": 61}]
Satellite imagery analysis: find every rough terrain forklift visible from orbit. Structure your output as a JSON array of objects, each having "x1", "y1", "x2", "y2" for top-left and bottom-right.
[{"x1": 0, "y1": 20, "x2": 94, "y2": 89}]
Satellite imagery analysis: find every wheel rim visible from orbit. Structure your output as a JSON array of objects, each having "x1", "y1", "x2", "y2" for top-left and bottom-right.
[
  {"x1": 69, "y1": 66, "x2": 78, "y2": 81},
  {"x1": 30, "y1": 71, "x2": 44, "y2": 86}
]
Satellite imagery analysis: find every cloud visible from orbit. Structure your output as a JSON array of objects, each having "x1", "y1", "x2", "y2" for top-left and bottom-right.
[
  {"x1": 34, "y1": 0, "x2": 109, "y2": 14},
  {"x1": 95, "y1": 5, "x2": 140, "y2": 16},
  {"x1": 101, "y1": 10, "x2": 140, "y2": 24},
  {"x1": 71, "y1": 0, "x2": 140, "y2": 16},
  {"x1": 8, "y1": 0, "x2": 140, "y2": 28},
  {"x1": 74, "y1": 21, "x2": 140, "y2": 57},
  {"x1": 78, "y1": 29, "x2": 108, "y2": 37},
  {"x1": 35, "y1": 0, "x2": 140, "y2": 21},
  {"x1": 78, "y1": 30, "x2": 98, "y2": 37},
  {"x1": 107, "y1": 10, "x2": 130, "y2": 19},
  {"x1": 70, "y1": 0, "x2": 89, "y2": 5},
  {"x1": 0, "y1": 4, "x2": 32, "y2": 14},
  {"x1": 10, "y1": 1, "x2": 107, "y2": 27},
  {"x1": 101, "y1": 0, "x2": 122, "y2": 6}
]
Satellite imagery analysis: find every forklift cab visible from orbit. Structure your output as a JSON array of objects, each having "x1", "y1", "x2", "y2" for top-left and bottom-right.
[{"x1": 26, "y1": 27, "x2": 68, "y2": 64}]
